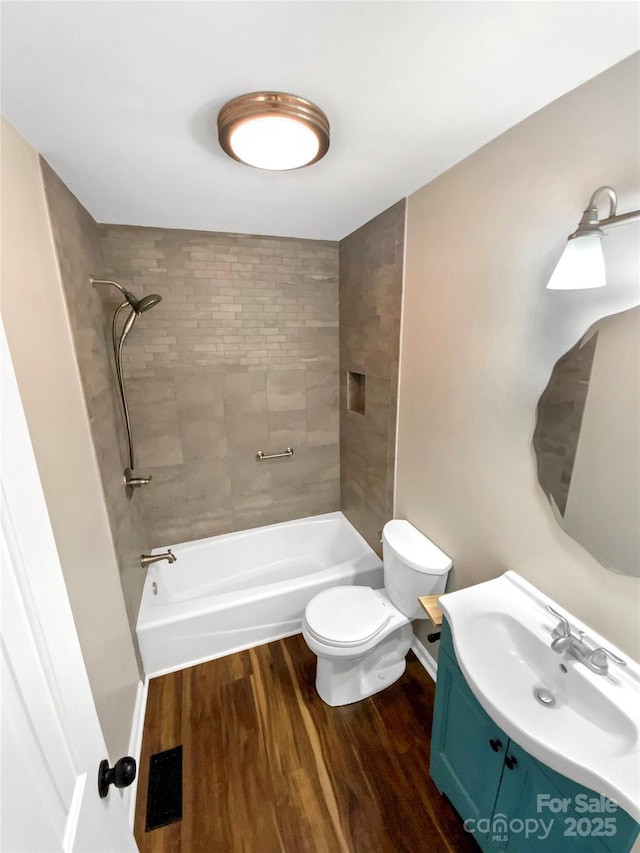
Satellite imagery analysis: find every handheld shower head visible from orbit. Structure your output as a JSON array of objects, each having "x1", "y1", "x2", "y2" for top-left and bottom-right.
[
  {"x1": 91, "y1": 277, "x2": 162, "y2": 315},
  {"x1": 92, "y1": 275, "x2": 164, "y2": 476},
  {"x1": 135, "y1": 294, "x2": 162, "y2": 313},
  {"x1": 117, "y1": 295, "x2": 161, "y2": 352}
]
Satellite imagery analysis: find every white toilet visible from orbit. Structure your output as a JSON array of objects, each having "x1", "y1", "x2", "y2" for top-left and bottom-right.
[{"x1": 302, "y1": 519, "x2": 452, "y2": 706}]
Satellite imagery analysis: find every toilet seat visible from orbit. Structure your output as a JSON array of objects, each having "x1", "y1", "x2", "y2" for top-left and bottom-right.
[{"x1": 304, "y1": 586, "x2": 391, "y2": 647}]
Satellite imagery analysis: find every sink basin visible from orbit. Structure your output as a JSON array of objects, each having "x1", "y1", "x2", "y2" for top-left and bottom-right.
[{"x1": 439, "y1": 571, "x2": 640, "y2": 821}]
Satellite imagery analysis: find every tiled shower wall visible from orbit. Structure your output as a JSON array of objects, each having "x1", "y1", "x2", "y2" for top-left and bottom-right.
[
  {"x1": 100, "y1": 226, "x2": 340, "y2": 545},
  {"x1": 41, "y1": 162, "x2": 149, "y2": 660},
  {"x1": 339, "y1": 200, "x2": 405, "y2": 556}
]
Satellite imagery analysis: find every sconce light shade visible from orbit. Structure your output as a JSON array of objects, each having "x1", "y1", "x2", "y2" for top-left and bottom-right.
[
  {"x1": 218, "y1": 92, "x2": 330, "y2": 171},
  {"x1": 547, "y1": 233, "x2": 606, "y2": 290},
  {"x1": 546, "y1": 185, "x2": 639, "y2": 290}
]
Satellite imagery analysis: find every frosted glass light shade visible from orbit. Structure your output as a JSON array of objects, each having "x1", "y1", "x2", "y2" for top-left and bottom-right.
[
  {"x1": 229, "y1": 116, "x2": 320, "y2": 171},
  {"x1": 218, "y1": 92, "x2": 330, "y2": 171},
  {"x1": 547, "y1": 234, "x2": 606, "y2": 290}
]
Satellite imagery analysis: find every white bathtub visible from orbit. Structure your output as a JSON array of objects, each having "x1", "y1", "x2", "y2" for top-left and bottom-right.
[{"x1": 136, "y1": 511, "x2": 383, "y2": 677}]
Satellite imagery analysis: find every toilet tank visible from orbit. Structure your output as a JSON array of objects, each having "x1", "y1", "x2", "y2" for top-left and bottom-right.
[{"x1": 382, "y1": 520, "x2": 452, "y2": 619}]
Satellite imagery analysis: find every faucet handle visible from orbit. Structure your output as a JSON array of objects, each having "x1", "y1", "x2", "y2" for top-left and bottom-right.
[
  {"x1": 546, "y1": 604, "x2": 570, "y2": 638},
  {"x1": 589, "y1": 647, "x2": 626, "y2": 670}
]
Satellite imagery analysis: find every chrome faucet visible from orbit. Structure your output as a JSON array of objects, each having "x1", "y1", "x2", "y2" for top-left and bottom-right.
[
  {"x1": 141, "y1": 549, "x2": 176, "y2": 568},
  {"x1": 546, "y1": 605, "x2": 626, "y2": 676}
]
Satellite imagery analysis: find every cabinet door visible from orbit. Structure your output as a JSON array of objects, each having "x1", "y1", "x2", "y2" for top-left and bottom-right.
[
  {"x1": 430, "y1": 649, "x2": 507, "y2": 851},
  {"x1": 493, "y1": 741, "x2": 618, "y2": 853}
]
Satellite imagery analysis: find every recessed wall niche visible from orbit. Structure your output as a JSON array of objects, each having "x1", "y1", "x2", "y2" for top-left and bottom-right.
[{"x1": 347, "y1": 371, "x2": 366, "y2": 416}]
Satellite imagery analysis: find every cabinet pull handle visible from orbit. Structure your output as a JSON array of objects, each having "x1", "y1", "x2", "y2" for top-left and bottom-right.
[
  {"x1": 489, "y1": 738, "x2": 503, "y2": 752},
  {"x1": 505, "y1": 755, "x2": 518, "y2": 770}
]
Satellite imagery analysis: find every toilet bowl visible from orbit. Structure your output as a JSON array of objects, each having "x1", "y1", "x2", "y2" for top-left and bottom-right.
[{"x1": 302, "y1": 520, "x2": 452, "y2": 706}]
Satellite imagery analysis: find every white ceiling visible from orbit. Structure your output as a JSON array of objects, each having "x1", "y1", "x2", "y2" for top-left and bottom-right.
[{"x1": 2, "y1": 2, "x2": 638, "y2": 241}]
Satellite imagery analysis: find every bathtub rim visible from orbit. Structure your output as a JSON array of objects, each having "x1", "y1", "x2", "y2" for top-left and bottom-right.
[
  {"x1": 148, "y1": 509, "x2": 368, "y2": 558},
  {"x1": 137, "y1": 511, "x2": 381, "y2": 629}
]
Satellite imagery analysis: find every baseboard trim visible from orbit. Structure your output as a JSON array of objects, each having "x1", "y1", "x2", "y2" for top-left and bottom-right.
[
  {"x1": 411, "y1": 636, "x2": 438, "y2": 682},
  {"x1": 123, "y1": 678, "x2": 149, "y2": 828}
]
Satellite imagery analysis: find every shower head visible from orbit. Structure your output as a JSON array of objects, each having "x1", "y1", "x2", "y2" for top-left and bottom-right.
[{"x1": 135, "y1": 293, "x2": 162, "y2": 314}]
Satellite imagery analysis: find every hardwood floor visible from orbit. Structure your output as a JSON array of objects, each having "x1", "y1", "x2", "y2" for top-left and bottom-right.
[{"x1": 134, "y1": 635, "x2": 479, "y2": 853}]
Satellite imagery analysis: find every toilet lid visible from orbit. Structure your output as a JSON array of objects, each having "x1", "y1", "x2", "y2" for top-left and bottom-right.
[{"x1": 304, "y1": 586, "x2": 390, "y2": 647}]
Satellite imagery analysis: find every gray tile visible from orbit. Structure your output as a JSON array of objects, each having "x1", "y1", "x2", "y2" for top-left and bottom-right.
[
  {"x1": 338, "y1": 201, "x2": 403, "y2": 552},
  {"x1": 179, "y1": 417, "x2": 228, "y2": 460},
  {"x1": 232, "y1": 493, "x2": 275, "y2": 514},
  {"x1": 307, "y1": 407, "x2": 339, "y2": 447},
  {"x1": 175, "y1": 372, "x2": 224, "y2": 419},
  {"x1": 183, "y1": 459, "x2": 232, "y2": 508},
  {"x1": 230, "y1": 454, "x2": 273, "y2": 512},
  {"x1": 139, "y1": 463, "x2": 188, "y2": 516},
  {"x1": 190, "y1": 513, "x2": 234, "y2": 540},
  {"x1": 129, "y1": 391, "x2": 180, "y2": 427},
  {"x1": 270, "y1": 443, "x2": 339, "y2": 490},
  {"x1": 233, "y1": 506, "x2": 289, "y2": 532},
  {"x1": 133, "y1": 420, "x2": 184, "y2": 468},
  {"x1": 266, "y1": 370, "x2": 306, "y2": 411},
  {"x1": 267, "y1": 410, "x2": 307, "y2": 450},
  {"x1": 147, "y1": 520, "x2": 194, "y2": 549},
  {"x1": 306, "y1": 370, "x2": 339, "y2": 409},
  {"x1": 340, "y1": 490, "x2": 366, "y2": 530},
  {"x1": 226, "y1": 411, "x2": 269, "y2": 453},
  {"x1": 223, "y1": 371, "x2": 266, "y2": 412},
  {"x1": 366, "y1": 400, "x2": 391, "y2": 438},
  {"x1": 365, "y1": 464, "x2": 388, "y2": 523},
  {"x1": 126, "y1": 378, "x2": 176, "y2": 407}
]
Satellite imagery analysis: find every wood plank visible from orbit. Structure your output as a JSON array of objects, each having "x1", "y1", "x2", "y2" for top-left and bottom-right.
[
  {"x1": 134, "y1": 636, "x2": 479, "y2": 853},
  {"x1": 418, "y1": 594, "x2": 443, "y2": 625}
]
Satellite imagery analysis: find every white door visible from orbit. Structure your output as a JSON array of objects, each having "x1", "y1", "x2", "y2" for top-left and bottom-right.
[{"x1": 1, "y1": 324, "x2": 138, "y2": 853}]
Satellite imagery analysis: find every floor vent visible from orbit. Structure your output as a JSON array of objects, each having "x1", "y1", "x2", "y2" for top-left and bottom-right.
[{"x1": 145, "y1": 745, "x2": 183, "y2": 831}]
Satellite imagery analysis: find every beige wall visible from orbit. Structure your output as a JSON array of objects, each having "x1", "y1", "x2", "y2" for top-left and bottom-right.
[
  {"x1": 564, "y1": 306, "x2": 640, "y2": 578},
  {"x1": 41, "y1": 164, "x2": 149, "y2": 657},
  {"x1": 100, "y1": 225, "x2": 339, "y2": 544},
  {"x1": 397, "y1": 54, "x2": 640, "y2": 659},
  {"x1": 339, "y1": 201, "x2": 405, "y2": 555},
  {"x1": 0, "y1": 118, "x2": 140, "y2": 758}
]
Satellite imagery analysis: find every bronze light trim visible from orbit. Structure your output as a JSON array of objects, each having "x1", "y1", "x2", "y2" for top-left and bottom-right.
[{"x1": 217, "y1": 92, "x2": 330, "y2": 170}]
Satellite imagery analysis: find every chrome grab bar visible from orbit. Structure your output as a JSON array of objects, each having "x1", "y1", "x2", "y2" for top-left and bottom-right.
[{"x1": 256, "y1": 447, "x2": 294, "y2": 461}]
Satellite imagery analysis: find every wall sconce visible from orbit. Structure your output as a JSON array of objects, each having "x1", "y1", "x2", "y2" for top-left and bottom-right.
[
  {"x1": 217, "y1": 92, "x2": 330, "y2": 171},
  {"x1": 547, "y1": 186, "x2": 640, "y2": 290}
]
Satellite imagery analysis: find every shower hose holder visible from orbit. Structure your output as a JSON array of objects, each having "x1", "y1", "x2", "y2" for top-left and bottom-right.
[{"x1": 124, "y1": 467, "x2": 152, "y2": 500}]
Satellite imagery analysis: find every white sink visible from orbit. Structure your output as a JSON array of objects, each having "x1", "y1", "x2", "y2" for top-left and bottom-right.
[{"x1": 439, "y1": 571, "x2": 640, "y2": 821}]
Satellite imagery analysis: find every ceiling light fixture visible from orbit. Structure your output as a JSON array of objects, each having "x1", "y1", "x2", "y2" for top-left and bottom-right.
[
  {"x1": 217, "y1": 92, "x2": 330, "y2": 171},
  {"x1": 547, "y1": 186, "x2": 640, "y2": 290}
]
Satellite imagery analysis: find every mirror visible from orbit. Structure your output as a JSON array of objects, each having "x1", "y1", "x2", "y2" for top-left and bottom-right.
[{"x1": 534, "y1": 305, "x2": 640, "y2": 578}]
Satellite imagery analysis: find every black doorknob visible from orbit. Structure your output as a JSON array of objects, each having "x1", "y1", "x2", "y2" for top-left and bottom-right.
[
  {"x1": 489, "y1": 738, "x2": 503, "y2": 752},
  {"x1": 98, "y1": 756, "x2": 137, "y2": 798},
  {"x1": 505, "y1": 754, "x2": 519, "y2": 770}
]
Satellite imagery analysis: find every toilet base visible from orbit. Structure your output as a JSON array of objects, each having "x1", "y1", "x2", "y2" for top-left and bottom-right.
[{"x1": 314, "y1": 623, "x2": 413, "y2": 707}]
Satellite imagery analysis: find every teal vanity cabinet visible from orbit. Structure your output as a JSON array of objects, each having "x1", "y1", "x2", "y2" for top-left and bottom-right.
[{"x1": 430, "y1": 619, "x2": 640, "y2": 853}]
